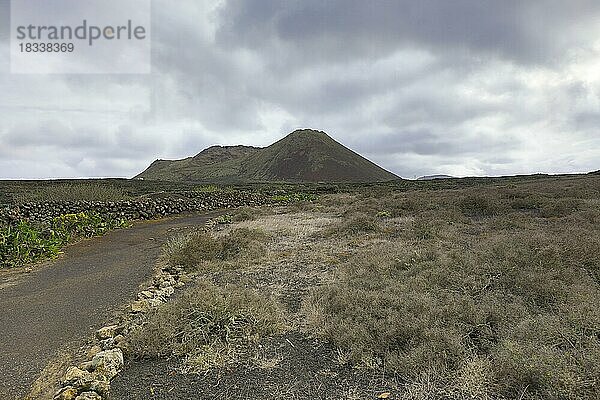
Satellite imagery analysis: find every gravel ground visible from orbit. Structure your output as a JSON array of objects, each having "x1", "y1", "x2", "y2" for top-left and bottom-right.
[{"x1": 111, "y1": 332, "x2": 398, "y2": 400}]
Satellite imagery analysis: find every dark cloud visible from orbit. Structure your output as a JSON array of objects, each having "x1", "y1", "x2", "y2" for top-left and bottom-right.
[
  {"x1": 216, "y1": 0, "x2": 600, "y2": 64},
  {"x1": 0, "y1": 0, "x2": 598, "y2": 179},
  {"x1": 352, "y1": 129, "x2": 520, "y2": 157}
]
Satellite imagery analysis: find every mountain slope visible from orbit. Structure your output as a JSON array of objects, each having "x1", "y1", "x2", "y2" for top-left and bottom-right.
[
  {"x1": 137, "y1": 146, "x2": 260, "y2": 182},
  {"x1": 136, "y1": 129, "x2": 399, "y2": 183}
]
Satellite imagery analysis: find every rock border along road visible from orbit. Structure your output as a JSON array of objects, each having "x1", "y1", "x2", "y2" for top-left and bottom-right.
[{"x1": 0, "y1": 212, "x2": 213, "y2": 399}]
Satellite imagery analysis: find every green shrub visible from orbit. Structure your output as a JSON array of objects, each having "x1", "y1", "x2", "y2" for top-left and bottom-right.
[
  {"x1": 0, "y1": 221, "x2": 63, "y2": 267},
  {"x1": 271, "y1": 192, "x2": 318, "y2": 203},
  {"x1": 51, "y1": 212, "x2": 128, "y2": 240},
  {"x1": 0, "y1": 212, "x2": 128, "y2": 268},
  {"x1": 164, "y1": 231, "x2": 221, "y2": 268},
  {"x1": 211, "y1": 214, "x2": 233, "y2": 225},
  {"x1": 194, "y1": 185, "x2": 220, "y2": 193},
  {"x1": 376, "y1": 210, "x2": 392, "y2": 219}
]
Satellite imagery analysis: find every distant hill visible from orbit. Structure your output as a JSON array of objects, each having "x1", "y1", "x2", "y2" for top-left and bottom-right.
[
  {"x1": 417, "y1": 175, "x2": 454, "y2": 180},
  {"x1": 136, "y1": 129, "x2": 399, "y2": 183}
]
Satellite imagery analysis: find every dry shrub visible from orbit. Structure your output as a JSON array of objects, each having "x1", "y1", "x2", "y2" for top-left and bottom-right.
[
  {"x1": 321, "y1": 213, "x2": 381, "y2": 237},
  {"x1": 305, "y1": 178, "x2": 600, "y2": 398},
  {"x1": 126, "y1": 279, "x2": 284, "y2": 371},
  {"x1": 510, "y1": 195, "x2": 582, "y2": 218},
  {"x1": 457, "y1": 193, "x2": 507, "y2": 218},
  {"x1": 232, "y1": 206, "x2": 260, "y2": 222},
  {"x1": 163, "y1": 228, "x2": 267, "y2": 270},
  {"x1": 303, "y1": 224, "x2": 600, "y2": 399}
]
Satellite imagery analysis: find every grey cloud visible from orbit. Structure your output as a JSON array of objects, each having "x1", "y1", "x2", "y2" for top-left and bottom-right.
[
  {"x1": 574, "y1": 112, "x2": 600, "y2": 131},
  {"x1": 0, "y1": 0, "x2": 8, "y2": 38},
  {"x1": 3, "y1": 120, "x2": 163, "y2": 164},
  {"x1": 5, "y1": 120, "x2": 107, "y2": 149},
  {"x1": 348, "y1": 129, "x2": 521, "y2": 158},
  {"x1": 0, "y1": 0, "x2": 599, "y2": 179},
  {"x1": 382, "y1": 93, "x2": 502, "y2": 129},
  {"x1": 216, "y1": 0, "x2": 600, "y2": 64}
]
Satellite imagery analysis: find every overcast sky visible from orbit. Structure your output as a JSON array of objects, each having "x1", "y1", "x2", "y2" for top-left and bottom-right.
[{"x1": 1, "y1": 0, "x2": 599, "y2": 179}]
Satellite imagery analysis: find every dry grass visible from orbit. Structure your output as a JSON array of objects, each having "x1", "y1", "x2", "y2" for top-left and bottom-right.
[
  {"x1": 126, "y1": 279, "x2": 285, "y2": 371},
  {"x1": 127, "y1": 222, "x2": 287, "y2": 372},
  {"x1": 232, "y1": 212, "x2": 336, "y2": 241},
  {"x1": 163, "y1": 227, "x2": 268, "y2": 271},
  {"x1": 128, "y1": 175, "x2": 600, "y2": 399},
  {"x1": 301, "y1": 177, "x2": 600, "y2": 400},
  {"x1": 26, "y1": 351, "x2": 73, "y2": 400},
  {"x1": 231, "y1": 206, "x2": 264, "y2": 222}
]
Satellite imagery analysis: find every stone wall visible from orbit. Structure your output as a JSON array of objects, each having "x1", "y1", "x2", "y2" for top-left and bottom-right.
[{"x1": 0, "y1": 191, "x2": 272, "y2": 225}]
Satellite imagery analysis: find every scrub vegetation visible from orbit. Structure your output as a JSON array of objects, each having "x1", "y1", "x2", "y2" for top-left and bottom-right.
[
  {"x1": 125, "y1": 174, "x2": 600, "y2": 399},
  {"x1": 0, "y1": 212, "x2": 129, "y2": 268}
]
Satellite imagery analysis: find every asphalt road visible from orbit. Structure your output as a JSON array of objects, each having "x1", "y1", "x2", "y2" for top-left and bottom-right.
[{"x1": 0, "y1": 213, "x2": 212, "y2": 399}]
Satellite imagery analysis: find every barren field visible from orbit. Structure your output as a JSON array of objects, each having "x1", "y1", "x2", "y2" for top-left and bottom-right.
[{"x1": 107, "y1": 174, "x2": 600, "y2": 400}]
